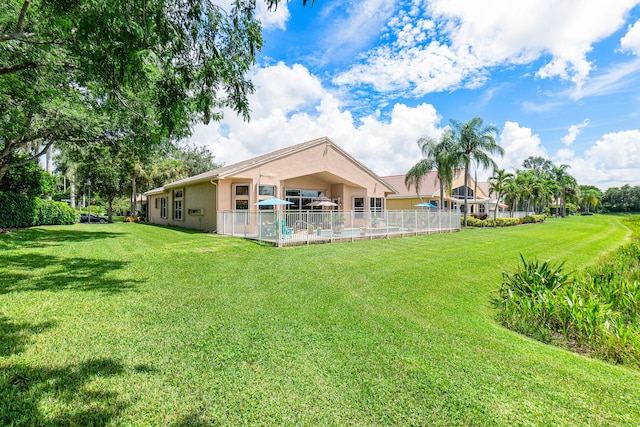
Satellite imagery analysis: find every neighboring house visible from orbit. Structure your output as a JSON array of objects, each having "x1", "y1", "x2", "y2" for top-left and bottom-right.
[
  {"x1": 383, "y1": 169, "x2": 499, "y2": 215},
  {"x1": 145, "y1": 137, "x2": 397, "y2": 232}
]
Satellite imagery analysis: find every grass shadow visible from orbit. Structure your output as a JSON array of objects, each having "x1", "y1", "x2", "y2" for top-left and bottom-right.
[
  {"x1": 0, "y1": 253, "x2": 140, "y2": 295},
  {"x1": 0, "y1": 315, "x2": 56, "y2": 357},
  {"x1": 171, "y1": 413, "x2": 216, "y2": 427},
  {"x1": 1, "y1": 358, "x2": 129, "y2": 426},
  {"x1": 139, "y1": 222, "x2": 208, "y2": 234},
  {"x1": 0, "y1": 227, "x2": 124, "y2": 251}
]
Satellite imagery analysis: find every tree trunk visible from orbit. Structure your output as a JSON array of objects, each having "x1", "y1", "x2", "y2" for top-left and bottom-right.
[
  {"x1": 0, "y1": 163, "x2": 9, "y2": 182},
  {"x1": 131, "y1": 175, "x2": 138, "y2": 217},
  {"x1": 463, "y1": 163, "x2": 469, "y2": 226},
  {"x1": 46, "y1": 145, "x2": 53, "y2": 173},
  {"x1": 70, "y1": 178, "x2": 76, "y2": 208},
  {"x1": 107, "y1": 196, "x2": 115, "y2": 222}
]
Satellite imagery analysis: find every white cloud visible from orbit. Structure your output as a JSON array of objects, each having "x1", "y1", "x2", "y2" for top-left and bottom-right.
[
  {"x1": 496, "y1": 122, "x2": 548, "y2": 172},
  {"x1": 566, "y1": 57, "x2": 640, "y2": 100},
  {"x1": 334, "y1": 0, "x2": 639, "y2": 96},
  {"x1": 318, "y1": 0, "x2": 397, "y2": 64},
  {"x1": 255, "y1": 0, "x2": 290, "y2": 30},
  {"x1": 556, "y1": 130, "x2": 640, "y2": 189},
  {"x1": 554, "y1": 148, "x2": 575, "y2": 161},
  {"x1": 562, "y1": 119, "x2": 590, "y2": 145},
  {"x1": 620, "y1": 19, "x2": 640, "y2": 55},
  {"x1": 188, "y1": 63, "x2": 443, "y2": 176}
]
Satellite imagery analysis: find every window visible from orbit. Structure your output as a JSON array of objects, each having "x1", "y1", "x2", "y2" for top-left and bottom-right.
[
  {"x1": 160, "y1": 197, "x2": 167, "y2": 218},
  {"x1": 452, "y1": 186, "x2": 474, "y2": 199},
  {"x1": 234, "y1": 184, "x2": 250, "y2": 210},
  {"x1": 284, "y1": 188, "x2": 324, "y2": 211},
  {"x1": 259, "y1": 185, "x2": 275, "y2": 196},
  {"x1": 432, "y1": 200, "x2": 438, "y2": 208},
  {"x1": 479, "y1": 204, "x2": 486, "y2": 214},
  {"x1": 370, "y1": 197, "x2": 383, "y2": 214},
  {"x1": 257, "y1": 185, "x2": 277, "y2": 210},
  {"x1": 173, "y1": 190, "x2": 183, "y2": 220},
  {"x1": 353, "y1": 197, "x2": 365, "y2": 218}
]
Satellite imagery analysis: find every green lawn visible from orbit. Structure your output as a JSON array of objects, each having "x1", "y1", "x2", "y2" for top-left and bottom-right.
[{"x1": 1, "y1": 216, "x2": 639, "y2": 426}]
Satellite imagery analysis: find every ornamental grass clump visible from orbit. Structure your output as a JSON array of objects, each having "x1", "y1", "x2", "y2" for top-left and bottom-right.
[{"x1": 494, "y1": 255, "x2": 573, "y2": 342}]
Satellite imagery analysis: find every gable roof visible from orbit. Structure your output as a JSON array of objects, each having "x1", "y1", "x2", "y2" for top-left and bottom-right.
[
  {"x1": 146, "y1": 137, "x2": 397, "y2": 195},
  {"x1": 383, "y1": 169, "x2": 467, "y2": 199}
]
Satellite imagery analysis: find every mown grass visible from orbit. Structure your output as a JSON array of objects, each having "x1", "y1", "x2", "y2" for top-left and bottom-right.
[{"x1": 1, "y1": 215, "x2": 639, "y2": 426}]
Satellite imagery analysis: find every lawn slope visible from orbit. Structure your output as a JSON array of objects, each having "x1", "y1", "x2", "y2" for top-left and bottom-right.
[{"x1": 1, "y1": 215, "x2": 638, "y2": 426}]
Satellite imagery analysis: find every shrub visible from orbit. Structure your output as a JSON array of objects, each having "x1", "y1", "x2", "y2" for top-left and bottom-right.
[
  {"x1": 522, "y1": 214, "x2": 546, "y2": 224},
  {"x1": 34, "y1": 199, "x2": 78, "y2": 225},
  {"x1": 0, "y1": 191, "x2": 78, "y2": 228},
  {"x1": 0, "y1": 191, "x2": 36, "y2": 228},
  {"x1": 495, "y1": 217, "x2": 521, "y2": 227}
]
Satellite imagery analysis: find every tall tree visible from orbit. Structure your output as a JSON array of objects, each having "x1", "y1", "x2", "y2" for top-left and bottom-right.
[
  {"x1": 0, "y1": 0, "x2": 285, "y2": 182},
  {"x1": 550, "y1": 164, "x2": 571, "y2": 218},
  {"x1": 405, "y1": 130, "x2": 457, "y2": 211},
  {"x1": 522, "y1": 156, "x2": 552, "y2": 178},
  {"x1": 449, "y1": 117, "x2": 504, "y2": 226},
  {"x1": 488, "y1": 169, "x2": 514, "y2": 220},
  {"x1": 174, "y1": 144, "x2": 221, "y2": 177}
]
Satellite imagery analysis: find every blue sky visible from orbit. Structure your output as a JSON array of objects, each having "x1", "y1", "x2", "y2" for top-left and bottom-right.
[{"x1": 190, "y1": 0, "x2": 640, "y2": 189}]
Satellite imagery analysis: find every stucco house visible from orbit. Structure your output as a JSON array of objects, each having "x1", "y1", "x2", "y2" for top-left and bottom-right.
[
  {"x1": 382, "y1": 169, "x2": 498, "y2": 215},
  {"x1": 145, "y1": 137, "x2": 397, "y2": 232}
]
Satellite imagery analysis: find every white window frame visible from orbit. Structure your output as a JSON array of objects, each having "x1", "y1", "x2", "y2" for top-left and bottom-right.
[
  {"x1": 369, "y1": 197, "x2": 384, "y2": 214},
  {"x1": 173, "y1": 189, "x2": 183, "y2": 220},
  {"x1": 160, "y1": 197, "x2": 167, "y2": 219},
  {"x1": 353, "y1": 196, "x2": 365, "y2": 219},
  {"x1": 234, "y1": 184, "x2": 250, "y2": 210}
]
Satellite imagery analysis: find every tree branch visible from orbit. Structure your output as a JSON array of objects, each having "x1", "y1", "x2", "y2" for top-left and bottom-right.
[
  {"x1": 0, "y1": 1, "x2": 32, "y2": 42},
  {"x1": 0, "y1": 60, "x2": 77, "y2": 75},
  {"x1": 114, "y1": 91, "x2": 147, "y2": 120},
  {"x1": 16, "y1": 0, "x2": 30, "y2": 34},
  {"x1": 8, "y1": 141, "x2": 54, "y2": 169}
]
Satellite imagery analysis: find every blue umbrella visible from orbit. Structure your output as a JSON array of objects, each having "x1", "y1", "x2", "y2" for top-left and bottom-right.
[
  {"x1": 255, "y1": 197, "x2": 293, "y2": 206},
  {"x1": 415, "y1": 202, "x2": 437, "y2": 208}
]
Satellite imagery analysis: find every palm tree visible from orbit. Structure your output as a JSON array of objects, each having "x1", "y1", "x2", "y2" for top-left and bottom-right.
[
  {"x1": 405, "y1": 130, "x2": 457, "y2": 211},
  {"x1": 488, "y1": 169, "x2": 514, "y2": 220},
  {"x1": 550, "y1": 164, "x2": 570, "y2": 218},
  {"x1": 450, "y1": 117, "x2": 504, "y2": 226},
  {"x1": 580, "y1": 187, "x2": 601, "y2": 213},
  {"x1": 502, "y1": 179, "x2": 520, "y2": 217},
  {"x1": 559, "y1": 172, "x2": 578, "y2": 217}
]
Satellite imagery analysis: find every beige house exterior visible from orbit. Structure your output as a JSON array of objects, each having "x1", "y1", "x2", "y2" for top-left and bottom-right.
[
  {"x1": 383, "y1": 169, "x2": 494, "y2": 215},
  {"x1": 145, "y1": 137, "x2": 397, "y2": 232}
]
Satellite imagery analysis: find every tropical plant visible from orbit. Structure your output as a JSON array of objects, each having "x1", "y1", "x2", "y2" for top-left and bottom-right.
[
  {"x1": 580, "y1": 186, "x2": 602, "y2": 214},
  {"x1": 488, "y1": 169, "x2": 514, "y2": 220},
  {"x1": 405, "y1": 130, "x2": 458, "y2": 211},
  {"x1": 550, "y1": 164, "x2": 571, "y2": 218},
  {"x1": 448, "y1": 117, "x2": 504, "y2": 226}
]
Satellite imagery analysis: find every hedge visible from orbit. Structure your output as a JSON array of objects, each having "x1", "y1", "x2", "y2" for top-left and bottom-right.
[
  {"x1": 463, "y1": 215, "x2": 545, "y2": 228},
  {"x1": 0, "y1": 191, "x2": 78, "y2": 229}
]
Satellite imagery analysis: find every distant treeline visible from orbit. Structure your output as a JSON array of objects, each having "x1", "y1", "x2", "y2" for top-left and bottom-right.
[{"x1": 602, "y1": 185, "x2": 640, "y2": 212}]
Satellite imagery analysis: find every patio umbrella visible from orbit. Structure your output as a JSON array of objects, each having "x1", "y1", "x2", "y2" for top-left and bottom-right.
[
  {"x1": 415, "y1": 202, "x2": 437, "y2": 208},
  {"x1": 255, "y1": 197, "x2": 293, "y2": 206},
  {"x1": 306, "y1": 200, "x2": 338, "y2": 207}
]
